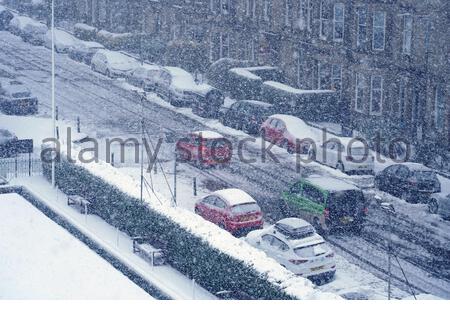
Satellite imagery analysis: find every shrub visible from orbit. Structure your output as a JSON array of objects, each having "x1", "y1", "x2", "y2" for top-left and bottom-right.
[
  {"x1": 74, "y1": 23, "x2": 97, "y2": 41},
  {"x1": 42, "y1": 155, "x2": 295, "y2": 300}
]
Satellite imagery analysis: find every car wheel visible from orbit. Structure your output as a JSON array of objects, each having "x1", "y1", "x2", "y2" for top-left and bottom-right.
[
  {"x1": 428, "y1": 199, "x2": 439, "y2": 215},
  {"x1": 336, "y1": 161, "x2": 345, "y2": 173},
  {"x1": 194, "y1": 207, "x2": 201, "y2": 215},
  {"x1": 282, "y1": 139, "x2": 294, "y2": 154},
  {"x1": 400, "y1": 190, "x2": 411, "y2": 203}
]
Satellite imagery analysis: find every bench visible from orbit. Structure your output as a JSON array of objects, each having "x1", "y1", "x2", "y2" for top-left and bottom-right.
[
  {"x1": 67, "y1": 195, "x2": 91, "y2": 214},
  {"x1": 132, "y1": 236, "x2": 165, "y2": 266}
]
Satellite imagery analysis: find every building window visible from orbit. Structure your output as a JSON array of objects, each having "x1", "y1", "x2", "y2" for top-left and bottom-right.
[
  {"x1": 220, "y1": 33, "x2": 229, "y2": 58},
  {"x1": 220, "y1": 0, "x2": 230, "y2": 15},
  {"x1": 435, "y1": 85, "x2": 445, "y2": 130},
  {"x1": 355, "y1": 73, "x2": 366, "y2": 112},
  {"x1": 333, "y1": 3, "x2": 344, "y2": 42},
  {"x1": 298, "y1": 0, "x2": 312, "y2": 31},
  {"x1": 318, "y1": 63, "x2": 330, "y2": 90},
  {"x1": 297, "y1": 51, "x2": 308, "y2": 88},
  {"x1": 284, "y1": 0, "x2": 291, "y2": 26},
  {"x1": 319, "y1": 0, "x2": 329, "y2": 39},
  {"x1": 398, "y1": 78, "x2": 407, "y2": 123},
  {"x1": 246, "y1": 39, "x2": 255, "y2": 61},
  {"x1": 356, "y1": 7, "x2": 367, "y2": 48},
  {"x1": 372, "y1": 11, "x2": 386, "y2": 51},
  {"x1": 245, "y1": 0, "x2": 256, "y2": 18},
  {"x1": 402, "y1": 14, "x2": 412, "y2": 55},
  {"x1": 209, "y1": 33, "x2": 220, "y2": 62},
  {"x1": 263, "y1": 0, "x2": 271, "y2": 22},
  {"x1": 370, "y1": 75, "x2": 383, "y2": 115},
  {"x1": 210, "y1": 0, "x2": 216, "y2": 13},
  {"x1": 331, "y1": 64, "x2": 342, "y2": 96}
]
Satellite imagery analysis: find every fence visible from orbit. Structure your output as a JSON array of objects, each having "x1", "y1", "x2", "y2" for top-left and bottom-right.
[{"x1": 0, "y1": 155, "x2": 42, "y2": 180}]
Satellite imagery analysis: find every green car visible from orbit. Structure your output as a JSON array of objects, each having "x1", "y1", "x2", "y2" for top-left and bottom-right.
[{"x1": 281, "y1": 176, "x2": 368, "y2": 234}]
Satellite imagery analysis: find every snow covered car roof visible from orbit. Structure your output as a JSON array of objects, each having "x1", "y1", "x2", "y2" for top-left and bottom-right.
[
  {"x1": 96, "y1": 49, "x2": 139, "y2": 69},
  {"x1": 275, "y1": 217, "x2": 312, "y2": 230},
  {"x1": 212, "y1": 188, "x2": 256, "y2": 206},
  {"x1": 303, "y1": 176, "x2": 360, "y2": 192},
  {"x1": 0, "y1": 78, "x2": 31, "y2": 96},
  {"x1": 269, "y1": 114, "x2": 317, "y2": 140},
  {"x1": 191, "y1": 130, "x2": 224, "y2": 140},
  {"x1": 264, "y1": 81, "x2": 334, "y2": 95},
  {"x1": 239, "y1": 100, "x2": 273, "y2": 108},
  {"x1": 10, "y1": 16, "x2": 47, "y2": 33},
  {"x1": 77, "y1": 40, "x2": 104, "y2": 50},
  {"x1": 164, "y1": 66, "x2": 214, "y2": 95},
  {"x1": 44, "y1": 29, "x2": 78, "y2": 47}
]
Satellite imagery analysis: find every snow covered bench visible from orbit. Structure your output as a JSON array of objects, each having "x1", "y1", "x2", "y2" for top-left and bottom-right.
[{"x1": 132, "y1": 236, "x2": 165, "y2": 266}]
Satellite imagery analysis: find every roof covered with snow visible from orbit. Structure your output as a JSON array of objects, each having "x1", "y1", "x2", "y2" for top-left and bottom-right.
[
  {"x1": 212, "y1": 188, "x2": 256, "y2": 206},
  {"x1": 191, "y1": 130, "x2": 223, "y2": 139},
  {"x1": 264, "y1": 81, "x2": 334, "y2": 95},
  {"x1": 303, "y1": 176, "x2": 360, "y2": 192},
  {"x1": 276, "y1": 217, "x2": 311, "y2": 230}
]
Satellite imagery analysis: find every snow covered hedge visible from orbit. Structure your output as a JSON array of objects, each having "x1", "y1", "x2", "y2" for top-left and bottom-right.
[
  {"x1": 261, "y1": 81, "x2": 339, "y2": 122},
  {"x1": 42, "y1": 145, "x2": 339, "y2": 300},
  {"x1": 74, "y1": 23, "x2": 98, "y2": 41}
]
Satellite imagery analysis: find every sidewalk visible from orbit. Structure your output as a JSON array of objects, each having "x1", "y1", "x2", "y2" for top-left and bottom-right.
[{"x1": 10, "y1": 175, "x2": 217, "y2": 300}]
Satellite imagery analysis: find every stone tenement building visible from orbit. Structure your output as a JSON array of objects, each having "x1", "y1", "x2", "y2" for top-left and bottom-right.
[{"x1": 7, "y1": 0, "x2": 450, "y2": 159}]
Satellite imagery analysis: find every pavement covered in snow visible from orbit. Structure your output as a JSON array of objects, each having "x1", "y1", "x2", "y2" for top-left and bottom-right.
[{"x1": 0, "y1": 193, "x2": 152, "y2": 299}]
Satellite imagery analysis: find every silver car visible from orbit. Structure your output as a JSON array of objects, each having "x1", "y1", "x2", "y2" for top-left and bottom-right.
[{"x1": 428, "y1": 194, "x2": 450, "y2": 220}]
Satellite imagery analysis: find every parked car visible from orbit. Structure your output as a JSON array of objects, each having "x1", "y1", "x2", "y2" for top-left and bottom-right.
[
  {"x1": 68, "y1": 40, "x2": 104, "y2": 64},
  {"x1": 0, "y1": 78, "x2": 38, "y2": 114},
  {"x1": 260, "y1": 114, "x2": 317, "y2": 154},
  {"x1": 0, "y1": 128, "x2": 18, "y2": 158},
  {"x1": 152, "y1": 66, "x2": 224, "y2": 114},
  {"x1": 375, "y1": 163, "x2": 441, "y2": 203},
  {"x1": 9, "y1": 16, "x2": 47, "y2": 45},
  {"x1": 91, "y1": 49, "x2": 139, "y2": 78},
  {"x1": 428, "y1": 194, "x2": 450, "y2": 220},
  {"x1": 126, "y1": 64, "x2": 166, "y2": 91},
  {"x1": 195, "y1": 188, "x2": 264, "y2": 234},
  {"x1": 175, "y1": 130, "x2": 232, "y2": 167},
  {"x1": 281, "y1": 176, "x2": 368, "y2": 234},
  {"x1": 246, "y1": 218, "x2": 336, "y2": 281},
  {"x1": 0, "y1": 6, "x2": 14, "y2": 30},
  {"x1": 44, "y1": 29, "x2": 78, "y2": 53},
  {"x1": 220, "y1": 100, "x2": 274, "y2": 134},
  {"x1": 311, "y1": 137, "x2": 375, "y2": 174}
]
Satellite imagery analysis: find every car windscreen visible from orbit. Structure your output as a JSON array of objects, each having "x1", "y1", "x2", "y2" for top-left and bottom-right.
[
  {"x1": 294, "y1": 242, "x2": 328, "y2": 258},
  {"x1": 328, "y1": 190, "x2": 365, "y2": 214},
  {"x1": 204, "y1": 138, "x2": 229, "y2": 148},
  {"x1": 231, "y1": 203, "x2": 260, "y2": 215},
  {"x1": 414, "y1": 171, "x2": 436, "y2": 180}
]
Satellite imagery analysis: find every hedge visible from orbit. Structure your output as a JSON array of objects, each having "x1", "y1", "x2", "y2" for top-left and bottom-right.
[
  {"x1": 206, "y1": 58, "x2": 253, "y2": 96},
  {"x1": 42, "y1": 154, "x2": 296, "y2": 300}
]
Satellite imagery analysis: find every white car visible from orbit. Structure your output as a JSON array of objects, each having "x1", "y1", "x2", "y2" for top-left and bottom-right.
[
  {"x1": 246, "y1": 218, "x2": 336, "y2": 281},
  {"x1": 311, "y1": 137, "x2": 375, "y2": 174},
  {"x1": 9, "y1": 16, "x2": 47, "y2": 45},
  {"x1": 44, "y1": 29, "x2": 78, "y2": 53},
  {"x1": 91, "y1": 49, "x2": 139, "y2": 78}
]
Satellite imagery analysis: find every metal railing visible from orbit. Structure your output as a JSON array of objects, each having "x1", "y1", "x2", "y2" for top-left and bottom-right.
[{"x1": 0, "y1": 156, "x2": 43, "y2": 180}]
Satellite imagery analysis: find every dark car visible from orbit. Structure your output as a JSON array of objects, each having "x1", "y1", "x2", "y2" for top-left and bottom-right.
[
  {"x1": 220, "y1": 100, "x2": 274, "y2": 134},
  {"x1": 68, "y1": 40, "x2": 104, "y2": 64},
  {"x1": 190, "y1": 87, "x2": 224, "y2": 118},
  {"x1": 0, "y1": 7, "x2": 14, "y2": 30},
  {"x1": 0, "y1": 78, "x2": 38, "y2": 115},
  {"x1": 375, "y1": 163, "x2": 441, "y2": 203}
]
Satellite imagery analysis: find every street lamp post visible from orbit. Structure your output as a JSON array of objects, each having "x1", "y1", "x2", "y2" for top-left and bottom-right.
[{"x1": 51, "y1": 0, "x2": 56, "y2": 188}]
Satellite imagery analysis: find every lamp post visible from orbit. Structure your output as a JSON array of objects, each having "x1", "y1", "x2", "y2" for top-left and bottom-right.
[{"x1": 51, "y1": 0, "x2": 56, "y2": 188}]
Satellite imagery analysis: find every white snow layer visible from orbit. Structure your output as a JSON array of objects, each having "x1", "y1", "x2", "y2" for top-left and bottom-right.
[
  {"x1": 0, "y1": 193, "x2": 152, "y2": 299},
  {"x1": 56, "y1": 143, "x2": 340, "y2": 300}
]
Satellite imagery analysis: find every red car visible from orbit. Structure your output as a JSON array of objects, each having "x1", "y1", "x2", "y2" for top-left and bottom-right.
[
  {"x1": 175, "y1": 130, "x2": 232, "y2": 166},
  {"x1": 194, "y1": 188, "x2": 264, "y2": 234},
  {"x1": 259, "y1": 114, "x2": 316, "y2": 154}
]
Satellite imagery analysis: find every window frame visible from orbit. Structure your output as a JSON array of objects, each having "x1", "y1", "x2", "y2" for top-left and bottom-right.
[
  {"x1": 356, "y1": 7, "x2": 367, "y2": 48},
  {"x1": 372, "y1": 11, "x2": 386, "y2": 51},
  {"x1": 370, "y1": 75, "x2": 383, "y2": 116},
  {"x1": 402, "y1": 14, "x2": 413, "y2": 55},
  {"x1": 333, "y1": 3, "x2": 345, "y2": 42},
  {"x1": 355, "y1": 73, "x2": 366, "y2": 113},
  {"x1": 319, "y1": 0, "x2": 328, "y2": 40}
]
